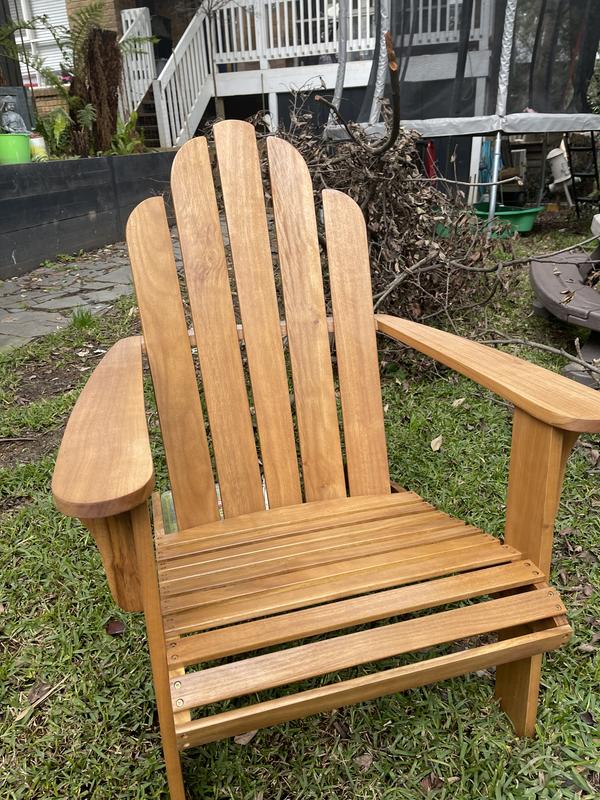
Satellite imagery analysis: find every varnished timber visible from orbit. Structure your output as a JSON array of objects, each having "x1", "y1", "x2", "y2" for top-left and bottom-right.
[
  {"x1": 158, "y1": 519, "x2": 476, "y2": 595},
  {"x1": 157, "y1": 492, "x2": 423, "y2": 558},
  {"x1": 172, "y1": 589, "x2": 565, "y2": 710},
  {"x1": 167, "y1": 561, "x2": 544, "y2": 667},
  {"x1": 175, "y1": 626, "x2": 572, "y2": 749},
  {"x1": 376, "y1": 314, "x2": 600, "y2": 433},
  {"x1": 495, "y1": 410, "x2": 579, "y2": 736},
  {"x1": 268, "y1": 136, "x2": 346, "y2": 501},
  {"x1": 163, "y1": 535, "x2": 520, "y2": 635},
  {"x1": 152, "y1": 495, "x2": 191, "y2": 726},
  {"x1": 171, "y1": 137, "x2": 264, "y2": 518},
  {"x1": 50, "y1": 125, "x2": 598, "y2": 796},
  {"x1": 132, "y1": 503, "x2": 186, "y2": 800},
  {"x1": 127, "y1": 198, "x2": 218, "y2": 530},
  {"x1": 52, "y1": 337, "x2": 153, "y2": 519},
  {"x1": 324, "y1": 189, "x2": 389, "y2": 496},
  {"x1": 214, "y1": 120, "x2": 302, "y2": 509},
  {"x1": 158, "y1": 505, "x2": 442, "y2": 573},
  {"x1": 162, "y1": 532, "x2": 505, "y2": 613},
  {"x1": 82, "y1": 512, "x2": 143, "y2": 612}
]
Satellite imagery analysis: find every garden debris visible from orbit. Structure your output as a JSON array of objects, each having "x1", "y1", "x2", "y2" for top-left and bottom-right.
[
  {"x1": 233, "y1": 729, "x2": 258, "y2": 745},
  {"x1": 420, "y1": 772, "x2": 444, "y2": 792},
  {"x1": 15, "y1": 676, "x2": 67, "y2": 723},
  {"x1": 105, "y1": 618, "x2": 126, "y2": 636},
  {"x1": 430, "y1": 435, "x2": 443, "y2": 452},
  {"x1": 354, "y1": 753, "x2": 374, "y2": 771},
  {"x1": 236, "y1": 103, "x2": 507, "y2": 325}
]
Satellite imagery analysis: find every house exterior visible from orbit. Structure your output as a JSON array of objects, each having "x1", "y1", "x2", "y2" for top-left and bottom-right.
[{"x1": 8, "y1": 0, "x2": 497, "y2": 148}]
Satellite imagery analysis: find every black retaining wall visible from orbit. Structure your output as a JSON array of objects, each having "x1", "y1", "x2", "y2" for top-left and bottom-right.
[{"x1": 0, "y1": 150, "x2": 176, "y2": 280}]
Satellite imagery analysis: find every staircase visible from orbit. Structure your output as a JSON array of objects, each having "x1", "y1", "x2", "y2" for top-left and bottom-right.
[{"x1": 121, "y1": 2, "x2": 489, "y2": 149}]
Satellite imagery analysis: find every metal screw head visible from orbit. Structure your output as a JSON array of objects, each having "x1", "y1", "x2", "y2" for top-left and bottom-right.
[
  {"x1": 174, "y1": 680, "x2": 181, "y2": 689},
  {"x1": 176, "y1": 699, "x2": 184, "y2": 708}
]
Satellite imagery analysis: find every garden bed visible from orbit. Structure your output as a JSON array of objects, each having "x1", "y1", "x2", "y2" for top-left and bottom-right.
[{"x1": 0, "y1": 150, "x2": 176, "y2": 280}]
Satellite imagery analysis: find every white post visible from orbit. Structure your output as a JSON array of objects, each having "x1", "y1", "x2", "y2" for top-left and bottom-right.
[
  {"x1": 487, "y1": 0, "x2": 517, "y2": 230},
  {"x1": 468, "y1": 136, "x2": 482, "y2": 205},
  {"x1": 268, "y1": 92, "x2": 279, "y2": 130},
  {"x1": 153, "y1": 78, "x2": 172, "y2": 148}
]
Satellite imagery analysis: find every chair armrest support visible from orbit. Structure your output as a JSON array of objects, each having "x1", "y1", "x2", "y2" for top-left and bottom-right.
[
  {"x1": 52, "y1": 336, "x2": 154, "y2": 519},
  {"x1": 504, "y1": 410, "x2": 578, "y2": 576},
  {"x1": 376, "y1": 314, "x2": 600, "y2": 433}
]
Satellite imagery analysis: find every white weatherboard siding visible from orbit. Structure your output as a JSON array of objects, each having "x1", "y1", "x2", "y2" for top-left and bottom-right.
[{"x1": 10, "y1": 0, "x2": 69, "y2": 86}]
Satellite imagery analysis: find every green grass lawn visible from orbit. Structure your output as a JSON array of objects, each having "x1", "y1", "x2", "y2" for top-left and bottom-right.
[{"x1": 1, "y1": 222, "x2": 599, "y2": 799}]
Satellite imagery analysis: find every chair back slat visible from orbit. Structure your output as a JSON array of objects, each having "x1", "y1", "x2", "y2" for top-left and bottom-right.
[
  {"x1": 171, "y1": 138, "x2": 265, "y2": 518},
  {"x1": 126, "y1": 197, "x2": 219, "y2": 528},
  {"x1": 323, "y1": 189, "x2": 390, "y2": 496},
  {"x1": 267, "y1": 137, "x2": 346, "y2": 502},
  {"x1": 213, "y1": 120, "x2": 302, "y2": 509}
]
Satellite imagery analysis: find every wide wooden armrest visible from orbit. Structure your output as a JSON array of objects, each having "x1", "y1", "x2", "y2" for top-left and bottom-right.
[
  {"x1": 376, "y1": 314, "x2": 600, "y2": 433},
  {"x1": 52, "y1": 336, "x2": 154, "y2": 519}
]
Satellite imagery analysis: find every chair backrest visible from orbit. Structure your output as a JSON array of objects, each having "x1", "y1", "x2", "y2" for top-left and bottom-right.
[{"x1": 126, "y1": 120, "x2": 389, "y2": 530}]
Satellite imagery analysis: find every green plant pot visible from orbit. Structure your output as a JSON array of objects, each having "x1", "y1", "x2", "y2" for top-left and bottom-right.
[
  {"x1": 474, "y1": 202, "x2": 544, "y2": 233},
  {"x1": 0, "y1": 133, "x2": 31, "y2": 165}
]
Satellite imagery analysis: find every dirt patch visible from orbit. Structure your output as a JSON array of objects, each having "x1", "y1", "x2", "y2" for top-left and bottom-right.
[
  {"x1": 0, "y1": 428, "x2": 63, "y2": 470},
  {"x1": 14, "y1": 360, "x2": 94, "y2": 405},
  {"x1": 0, "y1": 493, "x2": 33, "y2": 515}
]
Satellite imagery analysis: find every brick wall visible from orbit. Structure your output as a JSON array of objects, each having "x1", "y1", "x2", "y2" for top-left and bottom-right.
[{"x1": 33, "y1": 87, "x2": 68, "y2": 117}]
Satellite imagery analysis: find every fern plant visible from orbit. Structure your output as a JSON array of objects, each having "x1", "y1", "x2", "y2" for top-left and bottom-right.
[
  {"x1": 106, "y1": 111, "x2": 145, "y2": 155},
  {"x1": 0, "y1": 2, "x2": 149, "y2": 157}
]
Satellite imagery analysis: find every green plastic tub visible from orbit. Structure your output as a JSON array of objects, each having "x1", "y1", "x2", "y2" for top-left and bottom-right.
[
  {"x1": 0, "y1": 133, "x2": 31, "y2": 165},
  {"x1": 474, "y1": 202, "x2": 544, "y2": 233}
]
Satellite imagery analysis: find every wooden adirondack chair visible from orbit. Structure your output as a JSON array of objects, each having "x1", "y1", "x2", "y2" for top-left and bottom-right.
[{"x1": 52, "y1": 121, "x2": 600, "y2": 798}]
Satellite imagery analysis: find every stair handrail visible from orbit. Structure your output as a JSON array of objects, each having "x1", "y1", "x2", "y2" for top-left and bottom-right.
[
  {"x1": 153, "y1": 8, "x2": 212, "y2": 148},
  {"x1": 118, "y1": 7, "x2": 156, "y2": 122}
]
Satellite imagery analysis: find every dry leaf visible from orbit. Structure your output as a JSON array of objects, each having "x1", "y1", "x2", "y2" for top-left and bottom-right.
[
  {"x1": 430, "y1": 435, "x2": 443, "y2": 452},
  {"x1": 15, "y1": 676, "x2": 67, "y2": 722},
  {"x1": 577, "y1": 643, "x2": 595, "y2": 654},
  {"x1": 354, "y1": 753, "x2": 373, "y2": 771},
  {"x1": 579, "y1": 710, "x2": 596, "y2": 726},
  {"x1": 451, "y1": 397, "x2": 466, "y2": 408},
  {"x1": 234, "y1": 729, "x2": 258, "y2": 745},
  {"x1": 105, "y1": 618, "x2": 126, "y2": 636},
  {"x1": 420, "y1": 773, "x2": 444, "y2": 792},
  {"x1": 28, "y1": 681, "x2": 52, "y2": 705}
]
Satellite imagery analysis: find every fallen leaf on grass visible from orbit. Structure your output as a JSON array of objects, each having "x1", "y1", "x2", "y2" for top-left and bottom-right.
[
  {"x1": 420, "y1": 772, "x2": 444, "y2": 792},
  {"x1": 430, "y1": 435, "x2": 443, "y2": 452},
  {"x1": 354, "y1": 753, "x2": 373, "y2": 771},
  {"x1": 15, "y1": 676, "x2": 68, "y2": 723},
  {"x1": 579, "y1": 711, "x2": 597, "y2": 727},
  {"x1": 577, "y1": 643, "x2": 596, "y2": 654},
  {"x1": 233, "y1": 729, "x2": 257, "y2": 745},
  {"x1": 451, "y1": 397, "x2": 466, "y2": 408},
  {"x1": 28, "y1": 681, "x2": 52, "y2": 705},
  {"x1": 105, "y1": 618, "x2": 126, "y2": 636}
]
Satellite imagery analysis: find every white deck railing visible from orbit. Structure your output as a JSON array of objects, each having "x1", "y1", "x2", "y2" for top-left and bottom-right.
[
  {"x1": 399, "y1": 0, "x2": 488, "y2": 45},
  {"x1": 118, "y1": 8, "x2": 156, "y2": 121},
  {"x1": 147, "y1": 0, "x2": 488, "y2": 148}
]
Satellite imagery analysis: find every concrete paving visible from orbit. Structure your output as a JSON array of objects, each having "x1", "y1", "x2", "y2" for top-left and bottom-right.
[{"x1": 0, "y1": 241, "x2": 135, "y2": 350}]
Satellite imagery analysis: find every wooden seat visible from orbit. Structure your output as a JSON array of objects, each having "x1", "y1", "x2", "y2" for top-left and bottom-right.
[{"x1": 51, "y1": 119, "x2": 600, "y2": 799}]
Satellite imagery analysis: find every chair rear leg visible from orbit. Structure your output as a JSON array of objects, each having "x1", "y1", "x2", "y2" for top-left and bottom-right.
[{"x1": 131, "y1": 503, "x2": 186, "y2": 800}]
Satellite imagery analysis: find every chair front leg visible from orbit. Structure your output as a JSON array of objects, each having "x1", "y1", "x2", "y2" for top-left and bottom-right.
[{"x1": 495, "y1": 409, "x2": 578, "y2": 736}]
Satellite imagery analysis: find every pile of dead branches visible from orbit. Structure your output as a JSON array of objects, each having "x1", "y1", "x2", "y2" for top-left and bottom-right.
[{"x1": 253, "y1": 98, "x2": 509, "y2": 324}]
